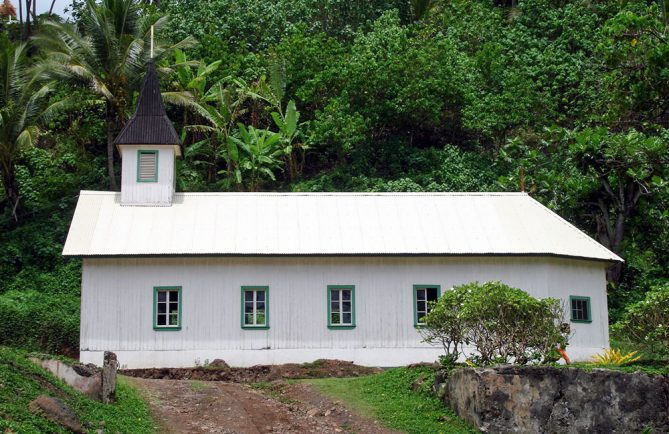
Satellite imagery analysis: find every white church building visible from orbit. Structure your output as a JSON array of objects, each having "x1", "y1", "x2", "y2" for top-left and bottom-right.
[{"x1": 63, "y1": 63, "x2": 622, "y2": 368}]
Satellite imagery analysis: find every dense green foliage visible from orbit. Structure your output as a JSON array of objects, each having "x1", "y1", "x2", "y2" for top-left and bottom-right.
[
  {"x1": 613, "y1": 284, "x2": 669, "y2": 361},
  {"x1": 0, "y1": 346, "x2": 154, "y2": 433},
  {"x1": 308, "y1": 366, "x2": 477, "y2": 434},
  {"x1": 421, "y1": 281, "x2": 566, "y2": 365},
  {"x1": 0, "y1": 289, "x2": 79, "y2": 354},
  {"x1": 0, "y1": 0, "x2": 667, "y2": 359}
]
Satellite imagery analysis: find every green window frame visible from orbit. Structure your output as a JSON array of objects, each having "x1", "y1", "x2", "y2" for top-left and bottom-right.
[
  {"x1": 569, "y1": 296, "x2": 592, "y2": 323},
  {"x1": 137, "y1": 150, "x2": 159, "y2": 182},
  {"x1": 241, "y1": 286, "x2": 269, "y2": 329},
  {"x1": 153, "y1": 286, "x2": 182, "y2": 331},
  {"x1": 327, "y1": 285, "x2": 355, "y2": 329},
  {"x1": 414, "y1": 285, "x2": 441, "y2": 327}
]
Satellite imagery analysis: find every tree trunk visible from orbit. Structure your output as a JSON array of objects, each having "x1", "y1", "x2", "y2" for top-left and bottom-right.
[
  {"x1": 286, "y1": 153, "x2": 296, "y2": 181},
  {"x1": 18, "y1": 0, "x2": 23, "y2": 40},
  {"x1": 592, "y1": 175, "x2": 644, "y2": 285},
  {"x1": 595, "y1": 209, "x2": 624, "y2": 284},
  {"x1": 1, "y1": 159, "x2": 22, "y2": 221},
  {"x1": 23, "y1": 0, "x2": 30, "y2": 39},
  {"x1": 105, "y1": 104, "x2": 119, "y2": 191},
  {"x1": 206, "y1": 135, "x2": 217, "y2": 184}
]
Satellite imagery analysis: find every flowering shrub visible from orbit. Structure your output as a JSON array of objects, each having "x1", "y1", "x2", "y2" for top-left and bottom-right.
[
  {"x1": 421, "y1": 281, "x2": 568, "y2": 366},
  {"x1": 613, "y1": 284, "x2": 669, "y2": 361}
]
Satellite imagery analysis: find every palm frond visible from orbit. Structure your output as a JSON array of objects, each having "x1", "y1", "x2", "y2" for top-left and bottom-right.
[
  {"x1": 15, "y1": 125, "x2": 41, "y2": 149},
  {"x1": 161, "y1": 91, "x2": 195, "y2": 108}
]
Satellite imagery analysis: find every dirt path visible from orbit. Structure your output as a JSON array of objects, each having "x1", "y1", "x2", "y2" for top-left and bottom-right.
[{"x1": 126, "y1": 376, "x2": 401, "y2": 434}]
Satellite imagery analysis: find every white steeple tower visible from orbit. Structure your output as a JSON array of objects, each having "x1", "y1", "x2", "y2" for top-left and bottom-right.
[{"x1": 114, "y1": 61, "x2": 182, "y2": 206}]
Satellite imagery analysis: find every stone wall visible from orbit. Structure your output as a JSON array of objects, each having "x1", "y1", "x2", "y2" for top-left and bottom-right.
[
  {"x1": 434, "y1": 366, "x2": 669, "y2": 433},
  {"x1": 31, "y1": 353, "x2": 118, "y2": 403},
  {"x1": 31, "y1": 358, "x2": 101, "y2": 401}
]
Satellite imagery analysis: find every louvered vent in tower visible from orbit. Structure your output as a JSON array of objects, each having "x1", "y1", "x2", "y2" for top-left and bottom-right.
[{"x1": 138, "y1": 150, "x2": 158, "y2": 182}]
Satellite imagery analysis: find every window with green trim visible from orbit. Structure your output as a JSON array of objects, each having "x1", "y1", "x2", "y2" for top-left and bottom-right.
[
  {"x1": 328, "y1": 285, "x2": 355, "y2": 328},
  {"x1": 137, "y1": 150, "x2": 158, "y2": 182},
  {"x1": 414, "y1": 285, "x2": 440, "y2": 326},
  {"x1": 570, "y1": 296, "x2": 591, "y2": 323},
  {"x1": 242, "y1": 287, "x2": 269, "y2": 328},
  {"x1": 154, "y1": 287, "x2": 181, "y2": 330}
]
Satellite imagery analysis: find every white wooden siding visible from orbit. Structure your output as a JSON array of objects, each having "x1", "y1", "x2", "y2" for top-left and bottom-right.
[
  {"x1": 80, "y1": 256, "x2": 608, "y2": 367},
  {"x1": 119, "y1": 145, "x2": 175, "y2": 206}
]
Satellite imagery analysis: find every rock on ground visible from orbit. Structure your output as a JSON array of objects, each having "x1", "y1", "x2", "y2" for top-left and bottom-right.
[
  {"x1": 29, "y1": 395, "x2": 84, "y2": 434},
  {"x1": 31, "y1": 358, "x2": 102, "y2": 401}
]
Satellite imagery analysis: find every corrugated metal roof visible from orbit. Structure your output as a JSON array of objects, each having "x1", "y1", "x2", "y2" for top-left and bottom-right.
[
  {"x1": 62, "y1": 191, "x2": 622, "y2": 262},
  {"x1": 114, "y1": 61, "x2": 181, "y2": 146}
]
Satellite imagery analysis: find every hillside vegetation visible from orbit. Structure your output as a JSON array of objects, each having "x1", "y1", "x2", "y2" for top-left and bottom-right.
[
  {"x1": 0, "y1": 347, "x2": 154, "y2": 433},
  {"x1": 0, "y1": 0, "x2": 667, "y2": 359}
]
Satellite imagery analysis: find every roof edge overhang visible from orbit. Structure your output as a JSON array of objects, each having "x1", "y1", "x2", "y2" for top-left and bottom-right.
[
  {"x1": 116, "y1": 143, "x2": 182, "y2": 158},
  {"x1": 76, "y1": 190, "x2": 531, "y2": 196},
  {"x1": 63, "y1": 252, "x2": 623, "y2": 264}
]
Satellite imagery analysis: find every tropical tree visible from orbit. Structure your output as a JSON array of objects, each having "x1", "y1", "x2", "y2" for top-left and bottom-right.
[
  {"x1": 33, "y1": 0, "x2": 195, "y2": 190},
  {"x1": 599, "y1": 2, "x2": 669, "y2": 130},
  {"x1": 271, "y1": 99, "x2": 307, "y2": 181},
  {"x1": 229, "y1": 124, "x2": 283, "y2": 191},
  {"x1": 170, "y1": 47, "x2": 222, "y2": 130},
  {"x1": 168, "y1": 48, "x2": 225, "y2": 186},
  {"x1": 0, "y1": 36, "x2": 65, "y2": 220},
  {"x1": 186, "y1": 80, "x2": 249, "y2": 187},
  {"x1": 241, "y1": 61, "x2": 308, "y2": 181},
  {"x1": 503, "y1": 126, "x2": 669, "y2": 283}
]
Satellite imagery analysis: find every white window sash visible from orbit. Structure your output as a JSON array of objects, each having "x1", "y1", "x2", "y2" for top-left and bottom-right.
[
  {"x1": 332, "y1": 289, "x2": 352, "y2": 325},
  {"x1": 155, "y1": 290, "x2": 178, "y2": 328},
  {"x1": 245, "y1": 289, "x2": 266, "y2": 326}
]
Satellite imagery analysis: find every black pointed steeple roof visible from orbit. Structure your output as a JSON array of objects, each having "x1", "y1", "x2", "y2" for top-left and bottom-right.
[{"x1": 114, "y1": 61, "x2": 181, "y2": 146}]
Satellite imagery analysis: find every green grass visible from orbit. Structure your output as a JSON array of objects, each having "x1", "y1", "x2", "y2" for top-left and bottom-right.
[
  {"x1": 0, "y1": 346, "x2": 155, "y2": 433},
  {"x1": 306, "y1": 366, "x2": 478, "y2": 434},
  {"x1": 189, "y1": 380, "x2": 205, "y2": 391},
  {"x1": 562, "y1": 361, "x2": 668, "y2": 376}
]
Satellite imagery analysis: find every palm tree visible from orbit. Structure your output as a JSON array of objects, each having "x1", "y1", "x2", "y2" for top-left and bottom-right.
[
  {"x1": 168, "y1": 49, "x2": 223, "y2": 183},
  {"x1": 0, "y1": 35, "x2": 65, "y2": 220},
  {"x1": 33, "y1": 0, "x2": 194, "y2": 190}
]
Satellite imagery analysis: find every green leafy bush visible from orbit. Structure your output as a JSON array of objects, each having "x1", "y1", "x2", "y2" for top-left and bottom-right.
[
  {"x1": 164, "y1": 0, "x2": 409, "y2": 51},
  {"x1": 613, "y1": 283, "x2": 669, "y2": 361},
  {"x1": 4, "y1": 261, "x2": 81, "y2": 295},
  {"x1": 419, "y1": 286, "x2": 468, "y2": 366},
  {"x1": 421, "y1": 281, "x2": 567, "y2": 365},
  {"x1": 0, "y1": 290, "x2": 79, "y2": 354}
]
